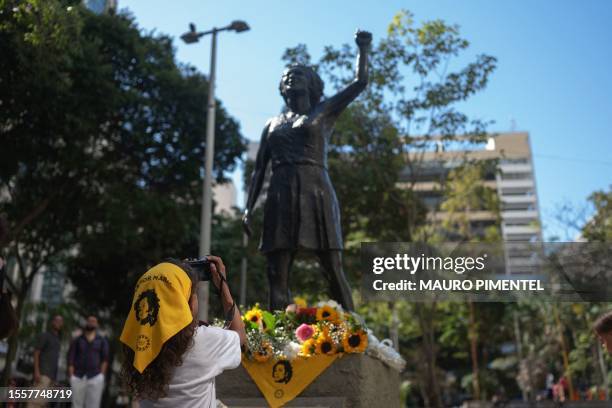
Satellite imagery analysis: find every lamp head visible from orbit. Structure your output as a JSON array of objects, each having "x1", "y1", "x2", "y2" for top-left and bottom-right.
[
  {"x1": 181, "y1": 23, "x2": 200, "y2": 44},
  {"x1": 229, "y1": 20, "x2": 250, "y2": 33}
]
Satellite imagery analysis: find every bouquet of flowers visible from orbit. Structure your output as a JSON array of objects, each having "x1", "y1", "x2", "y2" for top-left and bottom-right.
[{"x1": 241, "y1": 298, "x2": 369, "y2": 363}]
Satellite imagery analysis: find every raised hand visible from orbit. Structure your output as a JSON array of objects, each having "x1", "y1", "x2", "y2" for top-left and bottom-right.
[{"x1": 355, "y1": 30, "x2": 373, "y2": 49}]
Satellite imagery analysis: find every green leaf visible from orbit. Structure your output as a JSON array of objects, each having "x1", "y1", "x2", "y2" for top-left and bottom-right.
[{"x1": 262, "y1": 311, "x2": 276, "y2": 333}]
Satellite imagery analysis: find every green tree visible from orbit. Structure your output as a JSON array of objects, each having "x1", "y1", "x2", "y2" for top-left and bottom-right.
[
  {"x1": 417, "y1": 160, "x2": 501, "y2": 243},
  {"x1": 413, "y1": 160, "x2": 502, "y2": 401},
  {"x1": 0, "y1": 0, "x2": 89, "y2": 385},
  {"x1": 0, "y1": 0, "x2": 245, "y2": 385},
  {"x1": 582, "y1": 187, "x2": 612, "y2": 242}
]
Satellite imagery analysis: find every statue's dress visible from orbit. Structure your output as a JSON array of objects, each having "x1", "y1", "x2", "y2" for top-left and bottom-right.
[{"x1": 260, "y1": 111, "x2": 342, "y2": 253}]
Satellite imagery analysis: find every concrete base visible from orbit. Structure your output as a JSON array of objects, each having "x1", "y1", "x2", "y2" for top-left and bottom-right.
[{"x1": 216, "y1": 354, "x2": 400, "y2": 408}]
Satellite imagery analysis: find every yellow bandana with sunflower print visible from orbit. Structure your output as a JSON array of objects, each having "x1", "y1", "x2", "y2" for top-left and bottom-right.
[{"x1": 120, "y1": 262, "x2": 193, "y2": 373}]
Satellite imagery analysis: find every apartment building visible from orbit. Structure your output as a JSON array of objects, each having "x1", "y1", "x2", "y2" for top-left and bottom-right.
[{"x1": 400, "y1": 132, "x2": 543, "y2": 274}]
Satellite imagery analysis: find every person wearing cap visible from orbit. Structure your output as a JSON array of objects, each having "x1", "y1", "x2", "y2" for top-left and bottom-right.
[{"x1": 120, "y1": 256, "x2": 246, "y2": 407}]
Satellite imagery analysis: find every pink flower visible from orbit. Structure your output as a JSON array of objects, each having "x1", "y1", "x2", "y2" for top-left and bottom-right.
[
  {"x1": 295, "y1": 324, "x2": 315, "y2": 342},
  {"x1": 285, "y1": 304, "x2": 297, "y2": 313}
]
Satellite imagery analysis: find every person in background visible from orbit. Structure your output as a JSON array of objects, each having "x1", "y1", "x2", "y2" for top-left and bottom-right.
[
  {"x1": 68, "y1": 315, "x2": 109, "y2": 408},
  {"x1": 28, "y1": 314, "x2": 64, "y2": 408}
]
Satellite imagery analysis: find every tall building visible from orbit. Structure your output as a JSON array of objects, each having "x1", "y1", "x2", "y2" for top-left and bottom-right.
[
  {"x1": 83, "y1": 0, "x2": 117, "y2": 14},
  {"x1": 400, "y1": 132, "x2": 543, "y2": 274},
  {"x1": 212, "y1": 182, "x2": 238, "y2": 215},
  {"x1": 29, "y1": 266, "x2": 68, "y2": 310}
]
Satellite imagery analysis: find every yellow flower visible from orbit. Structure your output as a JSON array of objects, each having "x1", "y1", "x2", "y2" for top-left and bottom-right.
[
  {"x1": 254, "y1": 342, "x2": 273, "y2": 362},
  {"x1": 293, "y1": 296, "x2": 307, "y2": 308},
  {"x1": 316, "y1": 305, "x2": 339, "y2": 323},
  {"x1": 315, "y1": 334, "x2": 336, "y2": 355},
  {"x1": 301, "y1": 338, "x2": 316, "y2": 357},
  {"x1": 244, "y1": 307, "x2": 263, "y2": 326},
  {"x1": 342, "y1": 330, "x2": 368, "y2": 353}
]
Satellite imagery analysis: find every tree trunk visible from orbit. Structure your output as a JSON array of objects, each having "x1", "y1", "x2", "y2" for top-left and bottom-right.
[
  {"x1": 513, "y1": 311, "x2": 529, "y2": 401},
  {"x1": 553, "y1": 305, "x2": 575, "y2": 399},
  {"x1": 596, "y1": 341, "x2": 608, "y2": 400},
  {"x1": 468, "y1": 301, "x2": 480, "y2": 400},
  {"x1": 416, "y1": 303, "x2": 443, "y2": 408},
  {"x1": 1, "y1": 289, "x2": 26, "y2": 387}
]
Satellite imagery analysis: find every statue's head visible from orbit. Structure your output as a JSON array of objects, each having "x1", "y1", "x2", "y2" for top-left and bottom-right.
[{"x1": 279, "y1": 65, "x2": 324, "y2": 109}]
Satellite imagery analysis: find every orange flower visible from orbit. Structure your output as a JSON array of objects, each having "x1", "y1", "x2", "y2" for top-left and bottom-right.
[
  {"x1": 244, "y1": 307, "x2": 263, "y2": 326},
  {"x1": 342, "y1": 330, "x2": 368, "y2": 353},
  {"x1": 301, "y1": 338, "x2": 316, "y2": 357},
  {"x1": 254, "y1": 342, "x2": 273, "y2": 362},
  {"x1": 316, "y1": 305, "x2": 339, "y2": 323},
  {"x1": 315, "y1": 334, "x2": 336, "y2": 355}
]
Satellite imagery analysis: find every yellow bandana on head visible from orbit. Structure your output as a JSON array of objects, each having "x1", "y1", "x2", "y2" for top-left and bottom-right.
[{"x1": 120, "y1": 262, "x2": 194, "y2": 373}]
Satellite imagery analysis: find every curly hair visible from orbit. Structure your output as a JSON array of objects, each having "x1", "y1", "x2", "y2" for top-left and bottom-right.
[
  {"x1": 121, "y1": 260, "x2": 198, "y2": 401},
  {"x1": 279, "y1": 64, "x2": 324, "y2": 108}
]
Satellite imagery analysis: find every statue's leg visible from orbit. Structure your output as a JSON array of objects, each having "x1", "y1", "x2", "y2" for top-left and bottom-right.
[
  {"x1": 266, "y1": 250, "x2": 295, "y2": 310},
  {"x1": 317, "y1": 250, "x2": 355, "y2": 311}
]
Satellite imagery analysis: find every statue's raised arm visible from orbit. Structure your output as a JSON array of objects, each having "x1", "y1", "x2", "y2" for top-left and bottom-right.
[{"x1": 321, "y1": 30, "x2": 372, "y2": 118}]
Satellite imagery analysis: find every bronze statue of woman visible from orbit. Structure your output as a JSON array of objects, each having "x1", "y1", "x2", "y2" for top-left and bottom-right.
[{"x1": 243, "y1": 30, "x2": 372, "y2": 311}]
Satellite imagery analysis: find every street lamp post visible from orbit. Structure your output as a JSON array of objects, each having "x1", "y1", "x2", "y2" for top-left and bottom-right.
[{"x1": 181, "y1": 20, "x2": 250, "y2": 321}]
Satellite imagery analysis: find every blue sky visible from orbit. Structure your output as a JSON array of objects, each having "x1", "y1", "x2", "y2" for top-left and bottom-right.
[{"x1": 120, "y1": 0, "x2": 612, "y2": 239}]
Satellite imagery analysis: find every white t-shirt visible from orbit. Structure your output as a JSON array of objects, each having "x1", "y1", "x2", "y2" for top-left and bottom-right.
[{"x1": 139, "y1": 325, "x2": 241, "y2": 408}]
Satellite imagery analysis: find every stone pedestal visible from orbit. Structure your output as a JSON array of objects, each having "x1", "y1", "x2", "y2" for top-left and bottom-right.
[{"x1": 216, "y1": 354, "x2": 400, "y2": 408}]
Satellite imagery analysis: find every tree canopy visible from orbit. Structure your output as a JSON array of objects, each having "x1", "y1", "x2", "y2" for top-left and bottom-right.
[
  {"x1": 582, "y1": 187, "x2": 612, "y2": 242},
  {"x1": 0, "y1": 0, "x2": 245, "y2": 383}
]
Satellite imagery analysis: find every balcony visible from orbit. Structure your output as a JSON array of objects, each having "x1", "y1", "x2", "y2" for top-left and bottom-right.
[
  {"x1": 501, "y1": 195, "x2": 536, "y2": 203},
  {"x1": 503, "y1": 225, "x2": 540, "y2": 235},
  {"x1": 499, "y1": 179, "x2": 534, "y2": 189},
  {"x1": 502, "y1": 210, "x2": 539, "y2": 220},
  {"x1": 402, "y1": 180, "x2": 498, "y2": 192},
  {"x1": 428, "y1": 210, "x2": 497, "y2": 222},
  {"x1": 499, "y1": 163, "x2": 533, "y2": 174}
]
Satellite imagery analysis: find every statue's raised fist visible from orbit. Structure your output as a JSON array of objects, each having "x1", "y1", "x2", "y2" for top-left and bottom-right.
[{"x1": 355, "y1": 30, "x2": 373, "y2": 48}]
